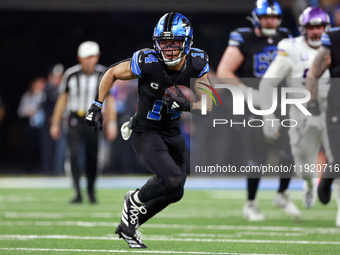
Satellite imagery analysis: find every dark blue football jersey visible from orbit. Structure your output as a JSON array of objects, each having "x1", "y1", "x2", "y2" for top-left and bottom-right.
[
  {"x1": 321, "y1": 27, "x2": 340, "y2": 107},
  {"x1": 129, "y1": 48, "x2": 209, "y2": 136},
  {"x1": 228, "y1": 27, "x2": 291, "y2": 87},
  {"x1": 321, "y1": 27, "x2": 340, "y2": 78}
]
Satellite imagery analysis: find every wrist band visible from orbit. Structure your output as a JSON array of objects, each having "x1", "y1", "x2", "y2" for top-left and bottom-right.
[{"x1": 93, "y1": 100, "x2": 103, "y2": 108}]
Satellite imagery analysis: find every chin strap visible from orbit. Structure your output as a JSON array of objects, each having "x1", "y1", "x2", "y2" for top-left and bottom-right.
[{"x1": 161, "y1": 51, "x2": 183, "y2": 66}]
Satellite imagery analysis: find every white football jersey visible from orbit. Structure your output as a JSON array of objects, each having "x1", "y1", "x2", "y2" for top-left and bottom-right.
[{"x1": 262, "y1": 36, "x2": 330, "y2": 113}]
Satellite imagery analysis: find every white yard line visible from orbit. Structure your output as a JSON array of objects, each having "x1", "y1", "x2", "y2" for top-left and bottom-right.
[
  {"x1": 0, "y1": 248, "x2": 290, "y2": 255},
  {"x1": 0, "y1": 234, "x2": 339, "y2": 245},
  {"x1": 1, "y1": 221, "x2": 340, "y2": 234},
  {"x1": 0, "y1": 211, "x2": 336, "y2": 221}
]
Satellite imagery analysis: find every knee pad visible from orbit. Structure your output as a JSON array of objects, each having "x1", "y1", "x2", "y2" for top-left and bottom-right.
[
  {"x1": 168, "y1": 186, "x2": 184, "y2": 203},
  {"x1": 163, "y1": 177, "x2": 185, "y2": 193}
]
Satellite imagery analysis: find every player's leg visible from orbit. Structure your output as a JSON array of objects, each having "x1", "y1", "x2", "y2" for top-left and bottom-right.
[
  {"x1": 289, "y1": 115, "x2": 321, "y2": 208},
  {"x1": 83, "y1": 125, "x2": 99, "y2": 204},
  {"x1": 272, "y1": 127, "x2": 300, "y2": 217},
  {"x1": 116, "y1": 131, "x2": 187, "y2": 247},
  {"x1": 243, "y1": 119, "x2": 268, "y2": 221},
  {"x1": 318, "y1": 104, "x2": 340, "y2": 205},
  {"x1": 138, "y1": 175, "x2": 186, "y2": 226},
  {"x1": 273, "y1": 152, "x2": 301, "y2": 217},
  {"x1": 67, "y1": 124, "x2": 83, "y2": 203},
  {"x1": 277, "y1": 126, "x2": 294, "y2": 194},
  {"x1": 137, "y1": 134, "x2": 188, "y2": 225}
]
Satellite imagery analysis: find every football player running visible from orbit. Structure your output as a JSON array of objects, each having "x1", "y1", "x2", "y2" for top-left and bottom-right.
[
  {"x1": 259, "y1": 7, "x2": 333, "y2": 209},
  {"x1": 307, "y1": 25, "x2": 340, "y2": 226},
  {"x1": 85, "y1": 12, "x2": 211, "y2": 248},
  {"x1": 217, "y1": 0, "x2": 298, "y2": 221}
]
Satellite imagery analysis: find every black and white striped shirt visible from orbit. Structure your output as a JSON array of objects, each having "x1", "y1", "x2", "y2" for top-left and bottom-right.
[{"x1": 59, "y1": 64, "x2": 107, "y2": 115}]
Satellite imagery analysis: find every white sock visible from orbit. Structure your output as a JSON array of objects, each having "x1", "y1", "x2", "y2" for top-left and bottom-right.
[{"x1": 133, "y1": 191, "x2": 144, "y2": 205}]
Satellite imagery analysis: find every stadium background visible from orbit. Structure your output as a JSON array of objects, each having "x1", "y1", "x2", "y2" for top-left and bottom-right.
[{"x1": 0, "y1": 0, "x2": 331, "y2": 173}]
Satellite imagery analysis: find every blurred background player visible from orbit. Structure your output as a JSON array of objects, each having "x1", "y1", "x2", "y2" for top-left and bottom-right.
[
  {"x1": 260, "y1": 7, "x2": 333, "y2": 210},
  {"x1": 85, "y1": 12, "x2": 211, "y2": 248},
  {"x1": 307, "y1": 26, "x2": 340, "y2": 226},
  {"x1": 217, "y1": 0, "x2": 297, "y2": 221},
  {"x1": 17, "y1": 76, "x2": 46, "y2": 173},
  {"x1": 50, "y1": 41, "x2": 117, "y2": 204},
  {"x1": 40, "y1": 63, "x2": 65, "y2": 175}
]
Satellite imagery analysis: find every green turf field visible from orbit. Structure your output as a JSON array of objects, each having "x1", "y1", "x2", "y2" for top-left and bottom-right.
[{"x1": 0, "y1": 186, "x2": 339, "y2": 254}]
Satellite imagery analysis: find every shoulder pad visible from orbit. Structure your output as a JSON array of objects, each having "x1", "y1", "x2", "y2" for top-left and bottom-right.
[
  {"x1": 328, "y1": 27, "x2": 340, "y2": 32},
  {"x1": 277, "y1": 27, "x2": 292, "y2": 38},
  {"x1": 236, "y1": 27, "x2": 252, "y2": 33},
  {"x1": 277, "y1": 38, "x2": 295, "y2": 56},
  {"x1": 131, "y1": 50, "x2": 143, "y2": 78},
  {"x1": 321, "y1": 33, "x2": 332, "y2": 47},
  {"x1": 229, "y1": 28, "x2": 252, "y2": 46},
  {"x1": 131, "y1": 48, "x2": 158, "y2": 77},
  {"x1": 324, "y1": 28, "x2": 340, "y2": 47},
  {"x1": 190, "y1": 48, "x2": 210, "y2": 77}
]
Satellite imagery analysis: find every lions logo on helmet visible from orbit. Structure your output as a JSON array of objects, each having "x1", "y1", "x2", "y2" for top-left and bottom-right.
[
  {"x1": 152, "y1": 12, "x2": 193, "y2": 66},
  {"x1": 251, "y1": 0, "x2": 282, "y2": 37}
]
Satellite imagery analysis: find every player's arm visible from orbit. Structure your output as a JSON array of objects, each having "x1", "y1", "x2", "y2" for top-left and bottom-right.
[
  {"x1": 217, "y1": 45, "x2": 263, "y2": 106},
  {"x1": 50, "y1": 92, "x2": 68, "y2": 140},
  {"x1": 103, "y1": 94, "x2": 118, "y2": 141},
  {"x1": 216, "y1": 46, "x2": 244, "y2": 83},
  {"x1": 307, "y1": 46, "x2": 331, "y2": 103},
  {"x1": 259, "y1": 52, "x2": 292, "y2": 111},
  {"x1": 97, "y1": 61, "x2": 137, "y2": 102},
  {"x1": 259, "y1": 53, "x2": 292, "y2": 140},
  {"x1": 86, "y1": 60, "x2": 137, "y2": 132}
]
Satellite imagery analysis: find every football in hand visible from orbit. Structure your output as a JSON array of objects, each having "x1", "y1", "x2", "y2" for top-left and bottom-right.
[{"x1": 164, "y1": 85, "x2": 196, "y2": 102}]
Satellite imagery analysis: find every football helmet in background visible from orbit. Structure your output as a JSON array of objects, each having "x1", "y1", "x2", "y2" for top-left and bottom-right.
[
  {"x1": 299, "y1": 7, "x2": 330, "y2": 48},
  {"x1": 251, "y1": 0, "x2": 282, "y2": 36}
]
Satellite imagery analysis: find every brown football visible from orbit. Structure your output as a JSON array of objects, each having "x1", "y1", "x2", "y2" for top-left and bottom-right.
[{"x1": 164, "y1": 85, "x2": 197, "y2": 102}]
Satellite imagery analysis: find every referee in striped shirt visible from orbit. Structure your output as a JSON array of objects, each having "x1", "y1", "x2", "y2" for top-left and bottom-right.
[{"x1": 50, "y1": 41, "x2": 117, "y2": 204}]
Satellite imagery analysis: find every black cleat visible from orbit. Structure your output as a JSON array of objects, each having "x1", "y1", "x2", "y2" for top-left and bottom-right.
[
  {"x1": 70, "y1": 196, "x2": 82, "y2": 204},
  {"x1": 115, "y1": 224, "x2": 147, "y2": 249},
  {"x1": 88, "y1": 192, "x2": 97, "y2": 204},
  {"x1": 120, "y1": 190, "x2": 147, "y2": 236}
]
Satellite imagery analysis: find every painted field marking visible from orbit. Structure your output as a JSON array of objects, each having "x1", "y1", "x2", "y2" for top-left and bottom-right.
[
  {"x1": 0, "y1": 235, "x2": 340, "y2": 245},
  {"x1": 0, "y1": 248, "x2": 291, "y2": 255},
  {"x1": 1, "y1": 221, "x2": 340, "y2": 234}
]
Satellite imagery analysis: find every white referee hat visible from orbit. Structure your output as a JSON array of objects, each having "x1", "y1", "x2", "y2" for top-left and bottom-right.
[{"x1": 77, "y1": 41, "x2": 100, "y2": 58}]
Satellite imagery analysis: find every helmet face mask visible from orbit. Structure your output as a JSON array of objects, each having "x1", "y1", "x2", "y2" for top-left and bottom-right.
[
  {"x1": 299, "y1": 7, "x2": 330, "y2": 48},
  {"x1": 153, "y1": 12, "x2": 193, "y2": 66},
  {"x1": 252, "y1": 0, "x2": 282, "y2": 37}
]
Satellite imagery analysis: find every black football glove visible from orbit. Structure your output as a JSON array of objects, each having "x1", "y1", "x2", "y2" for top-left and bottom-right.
[
  {"x1": 85, "y1": 101, "x2": 103, "y2": 132},
  {"x1": 163, "y1": 85, "x2": 192, "y2": 112},
  {"x1": 307, "y1": 100, "x2": 320, "y2": 116}
]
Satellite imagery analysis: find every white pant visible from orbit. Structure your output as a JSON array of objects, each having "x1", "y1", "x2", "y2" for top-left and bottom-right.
[{"x1": 288, "y1": 104, "x2": 333, "y2": 179}]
